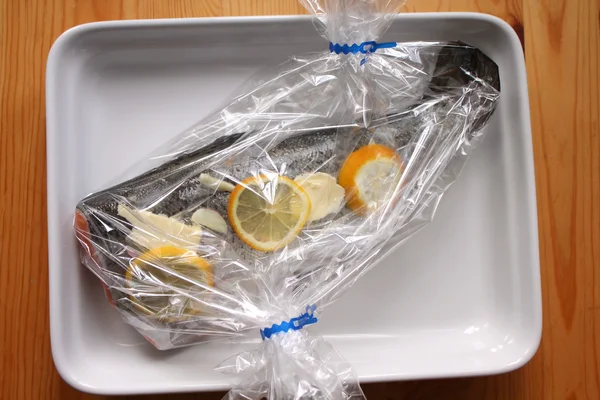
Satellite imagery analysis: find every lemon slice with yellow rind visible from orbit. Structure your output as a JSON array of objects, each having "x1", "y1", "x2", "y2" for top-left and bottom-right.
[
  {"x1": 228, "y1": 175, "x2": 311, "y2": 252},
  {"x1": 125, "y1": 245, "x2": 213, "y2": 322}
]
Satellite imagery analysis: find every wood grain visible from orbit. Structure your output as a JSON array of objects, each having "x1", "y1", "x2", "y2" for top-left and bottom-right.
[
  {"x1": 0, "y1": 0, "x2": 598, "y2": 399},
  {"x1": 523, "y1": 0, "x2": 600, "y2": 399}
]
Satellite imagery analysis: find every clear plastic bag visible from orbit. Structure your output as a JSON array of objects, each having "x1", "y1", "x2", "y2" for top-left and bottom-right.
[{"x1": 74, "y1": 0, "x2": 501, "y2": 398}]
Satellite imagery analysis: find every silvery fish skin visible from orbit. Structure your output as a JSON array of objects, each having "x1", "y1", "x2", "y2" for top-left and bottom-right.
[
  {"x1": 79, "y1": 127, "x2": 370, "y2": 273},
  {"x1": 79, "y1": 119, "x2": 425, "y2": 273},
  {"x1": 75, "y1": 42, "x2": 500, "y2": 343}
]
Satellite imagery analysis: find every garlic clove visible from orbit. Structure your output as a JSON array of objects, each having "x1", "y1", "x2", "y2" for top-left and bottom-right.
[
  {"x1": 191, "y1": 208, "x2": 228, "y2": 234},
  {"x1": 199, "y1": 173, "x2": 235, "y2": 192}
]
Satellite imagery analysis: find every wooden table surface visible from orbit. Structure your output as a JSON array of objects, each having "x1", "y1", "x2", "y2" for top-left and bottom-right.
[{"x1": 1, "y1": 0, "x2": 598, "y2": 399}]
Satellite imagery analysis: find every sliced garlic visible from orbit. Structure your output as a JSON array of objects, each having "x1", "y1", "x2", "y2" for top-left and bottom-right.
[
  {"x1": 191, "y1": 208, "x2": 228, "y2": 234},
  {"x1": 294, "y1": 172, "x2": 344, "y2": 221},
  {"x1": 199, "y1": 173, "x2": 235, "y2": 192},
  {"x1": 117, "y1": 205, "x2": 202, "y2": 249}
]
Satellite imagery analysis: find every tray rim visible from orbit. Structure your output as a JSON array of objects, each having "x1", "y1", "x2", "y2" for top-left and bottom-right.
[{"x1": 46, "y1": 12, "x2": 541, "y2": 394}]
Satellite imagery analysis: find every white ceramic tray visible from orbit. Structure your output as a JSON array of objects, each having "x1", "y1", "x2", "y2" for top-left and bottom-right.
[{"x1": 46, "y1": 13, "x2": 540, "y2": 395}]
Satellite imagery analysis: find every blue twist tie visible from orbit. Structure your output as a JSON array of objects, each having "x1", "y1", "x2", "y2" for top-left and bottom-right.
[
  {"x1": 329, "y1": 40, "x2": 397, "y2": 55},
  {"x1": 260, "y1": 305, "x2": 318, "y2": 340}
]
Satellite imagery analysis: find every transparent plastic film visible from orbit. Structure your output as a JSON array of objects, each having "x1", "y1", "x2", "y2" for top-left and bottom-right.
[{"x1": 74, "y1": 0, "x2": 500, "y2": 398}]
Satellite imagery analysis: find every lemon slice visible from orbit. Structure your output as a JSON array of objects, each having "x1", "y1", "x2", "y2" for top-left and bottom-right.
[
  {"x1": 338, "y1": 144, "x2": 404, "y2": 214},
  {"x1": 125, "y1": 245, "x2": 213, "y2": 321},
  {"x1": 228, "y1": 175, "x2": 311, "y2": 252}
]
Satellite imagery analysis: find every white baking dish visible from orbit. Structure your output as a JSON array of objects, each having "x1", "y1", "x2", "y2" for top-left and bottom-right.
[{"x1": 46, "y1": 13, "x2": 540, "y2": 395}]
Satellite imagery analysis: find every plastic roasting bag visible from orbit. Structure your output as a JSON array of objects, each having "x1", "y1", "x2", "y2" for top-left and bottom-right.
[{"x1": 74, "y1": 0, "x2": 501, "y2": 398}]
